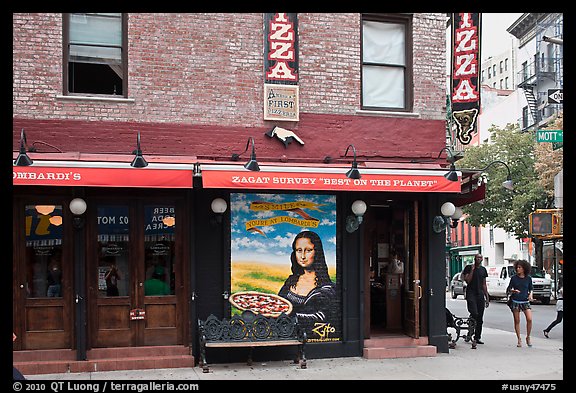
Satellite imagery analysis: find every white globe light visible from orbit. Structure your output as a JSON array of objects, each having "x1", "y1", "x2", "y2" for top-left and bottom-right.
[
  {"x1": 211, "y1": 198, "x2": 228, "y2": 214},
  {"x1": 351, "y1": 200, "x2": 367, "y2": 217},
  {"x1": 440, "y1": 202, "x2": 456, "y2": 217},
  {"x1": 69, "y1": 198, "x2": 87, "y2": 215},
  {"x1": 451, "y1": 206, "x2": 463, "y2": 220}
]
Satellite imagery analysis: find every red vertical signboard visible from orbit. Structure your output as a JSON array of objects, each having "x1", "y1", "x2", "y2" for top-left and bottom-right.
[
  {"x1": 263, "y1": 13, "x2": 300, "y2": 121},
  {"x1": 264, "y1": 13, "x2": 299, "y2": 84},
  {"x1": 450, "y1": 13, "x2": 481, "y2": 145}
]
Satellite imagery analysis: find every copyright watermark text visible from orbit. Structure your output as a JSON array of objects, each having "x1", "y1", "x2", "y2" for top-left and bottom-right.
[{"x1": 13, "y1": 381, "x2": 199, "y2": 392}]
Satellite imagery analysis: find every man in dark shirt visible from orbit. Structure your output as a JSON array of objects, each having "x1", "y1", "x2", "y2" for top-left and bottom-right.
[{"x1": 462, "y1": 253, "x2": 490, "y2": 348}]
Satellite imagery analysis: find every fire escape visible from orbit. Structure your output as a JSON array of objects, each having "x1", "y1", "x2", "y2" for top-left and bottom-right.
[{"x1": 515, "y1": 13, "x2": 563, "y2": 132}]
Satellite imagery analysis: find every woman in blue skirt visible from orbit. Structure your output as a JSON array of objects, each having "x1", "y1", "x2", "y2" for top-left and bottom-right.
[{"x1": 507, "y1": 260, "x2": 534, "y2": 348}]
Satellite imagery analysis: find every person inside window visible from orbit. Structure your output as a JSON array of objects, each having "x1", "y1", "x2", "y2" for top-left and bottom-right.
[
  {"x1": 278, "y1": 230, "x2": 336, "y2": 332},
  {"x1": 105, "y1": 264, "x2": 121, "y2": 296},
  {"x1": 46, "y1": 259, "x2": 62, "y2": 297},
  {"x1": 144, "y1": 265, "x2": 171, "y2": 296}
]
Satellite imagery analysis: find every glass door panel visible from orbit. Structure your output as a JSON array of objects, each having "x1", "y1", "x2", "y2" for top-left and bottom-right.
[
  {"x1": 97, "y1": 206, "x2": 130, "y2": 297},
  {"x1": 92, "y1": 205, "x2": 133, "y2": 347},
  {"x1": 25, "y1": 205, "x2": 64, "y2": 298},
  {"x1": 20, "y1": 203, "x2": 71, "y2": 349},
  {"x1": 144, "y1": 205, "x2": 176, "y2": 296}
]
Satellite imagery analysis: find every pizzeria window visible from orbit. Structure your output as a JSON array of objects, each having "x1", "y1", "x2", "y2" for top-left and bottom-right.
[
  {"x1": 361, "y1": 13, "x2": 413, "y2": 112},
  {"x1": 144, "y1": 205, "x2": 176, "y2": 296},
  {"x1": 62, "y1": 13, "x2": 128, "y2": 97},
  {"x1": 25, "y1": 204, "x2": 65, "y2": 298},
  {"x1": 97, "y1": 205, "x2": 130, "y2": 297}
]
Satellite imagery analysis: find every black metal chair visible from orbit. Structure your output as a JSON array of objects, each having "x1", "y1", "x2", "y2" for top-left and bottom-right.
[{"x1": 446, "y1": 308, "x2": 476, "y2": 349}]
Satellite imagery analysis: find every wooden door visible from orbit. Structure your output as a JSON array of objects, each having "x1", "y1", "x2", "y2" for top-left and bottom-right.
[
  {"x1": 403, "y1": 200, "x2": 421, "y2": 338},
  {"x1": 89, "y1": 200, "x2": 181, "y2": 348},
  {"x1": 14, "y1": 201, "x2": 73, "y2": 350}
]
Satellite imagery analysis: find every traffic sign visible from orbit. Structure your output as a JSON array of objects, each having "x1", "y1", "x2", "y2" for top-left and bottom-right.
[
  {"x1": 537, "y1": 129, "x2": 563, "y2": 143},
  {"x1": 548, "y1": 89, "x2": 563, "y2": 104}
]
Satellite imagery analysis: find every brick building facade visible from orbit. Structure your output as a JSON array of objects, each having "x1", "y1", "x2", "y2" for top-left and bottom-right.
[{"x1": 13, "y1": 13, "x2": 466, "y2": 374}]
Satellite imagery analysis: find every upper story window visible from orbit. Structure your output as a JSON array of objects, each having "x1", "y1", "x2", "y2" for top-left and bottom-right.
[
  {"x1": 63, "y1": 13, "x2": 127, "y2": 97},
  {"x1": 361, "y1": 14, "x2": 413, "y2": 111}
]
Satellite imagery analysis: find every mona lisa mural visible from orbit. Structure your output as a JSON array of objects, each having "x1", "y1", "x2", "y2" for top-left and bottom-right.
[{"x1": 230, "y1": 193, "x2": 341, "y2": 342}]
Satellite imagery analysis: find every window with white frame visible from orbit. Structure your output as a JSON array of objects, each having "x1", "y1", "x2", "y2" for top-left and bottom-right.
[
  {"x1": 63, "y1": 13, "x2": 126, "y2": 96},
  {"x1": 361, "y1": 14, "x2": 412, "y2": 111}
]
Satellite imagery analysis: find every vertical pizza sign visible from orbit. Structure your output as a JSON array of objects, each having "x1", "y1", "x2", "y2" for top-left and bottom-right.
[
  {"x1": 230, "y1": 193, "x2": 341, "y2": 343},
  {"x1": 264, "y1": 13, "x2": 299, "y2": 121},
  {"x1": 451, "y1": 13, "x2": 481, "y2": 145}
]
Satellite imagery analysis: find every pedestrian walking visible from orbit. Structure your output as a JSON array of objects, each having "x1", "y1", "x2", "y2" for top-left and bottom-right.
[
  {"x1": 506, "y1": 259, "x2": 534, "y2": 347},
  {"x1": 461, "y1": 253, "x2": 489, "y2": 348},
  {"x1": 543, "y1": 287, "x2": 563, "y2": 338}
]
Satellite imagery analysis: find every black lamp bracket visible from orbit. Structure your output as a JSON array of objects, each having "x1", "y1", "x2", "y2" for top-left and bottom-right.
[
  {"x1": 344, "y1": 144, "x2": 357, "y2": 161},
  {"x1": 231, "y1": 137, "x2": 254, "y2": 161}
]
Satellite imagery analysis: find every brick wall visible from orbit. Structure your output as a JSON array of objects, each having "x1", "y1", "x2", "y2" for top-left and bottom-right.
[{"x1": 13, "y1": 13, "x2": 448, "y2": 162}]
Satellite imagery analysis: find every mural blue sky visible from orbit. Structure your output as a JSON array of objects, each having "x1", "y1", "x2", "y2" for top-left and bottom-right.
[{"x1": 230, "y1": 193, "x2": 337, "y2": 266}]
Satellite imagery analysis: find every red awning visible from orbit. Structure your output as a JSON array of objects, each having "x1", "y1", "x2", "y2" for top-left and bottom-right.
[
  {"x1": 13, "y1": 161, "x2": 194, "y2": 188},
  {"x1": 454, "y1": 182, "x2": 486, "y2": 206},
  {"x1": 200, "y1": 164, "x2": 462, "y2": 193}
]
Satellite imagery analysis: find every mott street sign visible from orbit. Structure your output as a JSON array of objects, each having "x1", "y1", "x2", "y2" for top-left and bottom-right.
[{"x1": 537, "y1": 129, "x2": 563, "y2": 143}]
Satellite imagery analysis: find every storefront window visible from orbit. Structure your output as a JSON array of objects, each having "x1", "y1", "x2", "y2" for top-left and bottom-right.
[
  {"x1": 144, "y1": 205, "x2": 176, "y2": 296},
  {"x1": 25, "y1": 204, "x2": 64, "y2": 298},
  {"x1": 97, "y1": 205, "x2": 130, "y2": 297}
]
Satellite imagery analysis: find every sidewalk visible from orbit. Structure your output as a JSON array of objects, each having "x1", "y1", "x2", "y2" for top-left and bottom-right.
[{"x1": 25, "y1": 327, "x2": 563, "y2": 381}]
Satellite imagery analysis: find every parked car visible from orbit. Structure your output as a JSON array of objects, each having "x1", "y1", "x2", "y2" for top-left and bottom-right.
[{"x1": 450, "y1": 272, "x2": 467, "y2": 299}]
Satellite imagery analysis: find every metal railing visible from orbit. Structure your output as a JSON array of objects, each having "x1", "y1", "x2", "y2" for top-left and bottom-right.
[{"x1": 517, "y1": 57, "x2": 561, "y2": 88}]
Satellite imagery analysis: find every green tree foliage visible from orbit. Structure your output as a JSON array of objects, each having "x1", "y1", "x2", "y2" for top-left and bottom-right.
[
  {"x1": 457, "y1": 123, "x2": 548, "y2": 238},
  {"x1": 534, "y1": 114, "x2": 563, "y2": 200}
]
